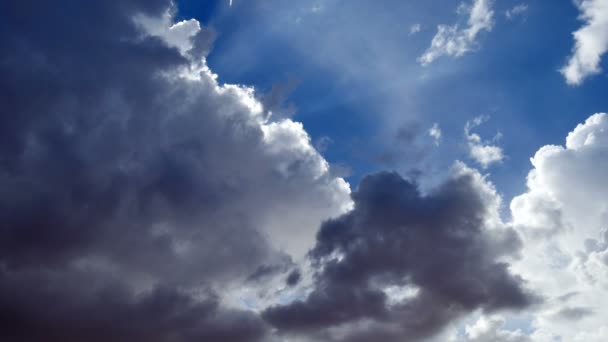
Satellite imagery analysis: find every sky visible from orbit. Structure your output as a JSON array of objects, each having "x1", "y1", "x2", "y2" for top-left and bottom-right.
[{"x1": 1, "y1": 0, "x2": 608, "y2": 341}]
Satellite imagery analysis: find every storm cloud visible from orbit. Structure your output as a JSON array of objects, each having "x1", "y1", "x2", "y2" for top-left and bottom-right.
[
  {"x1": 0, "y1": 0, "x2": 349, "y2": 340},
  {"x1": 264, "y1": 167, "x2": 534, "y2": 341},
  {"x1": 2, "y1": 0, "x2": 574, "y2": 341}
]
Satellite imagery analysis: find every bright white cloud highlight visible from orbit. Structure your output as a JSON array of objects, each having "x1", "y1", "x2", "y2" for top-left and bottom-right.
[
  {"x1": 419, "y1": 0, "x2": 494, "y2": 65},
  {"x1": 561, "y1": 0, "x2": 608, "y2": 85},
  {"x1": 463, "y1": 315, "x2": 531, "y2": 342},
  {"x1": 136, "y1": 9, "x2": 353, "y2": 275},
  {"x1": 465, "y1": 116, "x2": 504, "y2": 168},
  {"x1": 134, "y1": 11, "x2": 202, "y2": 55},
  {"x1": 510, "y1": 113, "x2": 608, "y2": 342}
]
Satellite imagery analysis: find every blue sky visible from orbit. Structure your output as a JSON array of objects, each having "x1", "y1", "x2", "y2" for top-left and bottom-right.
[{"x1": 182, "y1": 0, "x2": 608, "y2": 201}]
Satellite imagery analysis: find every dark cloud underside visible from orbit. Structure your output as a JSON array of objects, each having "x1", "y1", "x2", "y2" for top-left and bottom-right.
[
  {"x1": 0, "y1": 0, "x2": 279, "y2": 340},
  {"x1": 264, "y1": 171, "x2": 534, "y2": 341}
]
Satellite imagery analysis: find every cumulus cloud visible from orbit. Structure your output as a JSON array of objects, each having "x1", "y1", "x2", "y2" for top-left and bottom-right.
[
  {"x1": 263, "y1": 164, "x2": 534, "y2": 341},
  {"x1": 0, "y1": 0, "x2": 350, "y2": 340},
  {"x1": 510, "y1": 113, "x2": 608, "y2": 341},
  {"x1": 560, "y1": 0, "x2": 608, "y2": 85},
  {"x1": 4, "y1": 0, "x2": 608, "y2": 341},
  {"x1": 419, "y1": 0, "x2": 494, "y2": 65},
  {"x1": 465, "y1": 116, "x2": 504, "y2": 168}
]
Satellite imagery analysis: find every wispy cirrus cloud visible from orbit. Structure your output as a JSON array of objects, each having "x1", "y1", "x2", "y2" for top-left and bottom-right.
[
  {"x1": 0, "y1": 1, "x2": 350, "y2": 341},
  {"x1": 505, "y1": 3, "x2": 529, "y2": 20},
  {"x1": 264, "y1": 164, "x2": 534, "y2": 341}
]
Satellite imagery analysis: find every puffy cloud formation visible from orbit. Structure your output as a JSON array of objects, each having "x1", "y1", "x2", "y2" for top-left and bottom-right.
[
  {"x1": 561, "y1": 0, "x2": 608, "y2": 85},
  {"x1": 510, "y1": 113, "x2": 608, "y2": 341},
  {"x1": 263, "y1": 164, "x2": 534, "y2": 341},
  {"x1": 419, "y1": 0, "x2": 494, "y2": 65},
  {"x1": 465, "y1": 117, "x2": 505, "y2": 168},
  {"x1": 0, "y1": 0, "x2": 350, "y2": 340},
  {"x1": 3, "y1": 0, "x2": 608, "y2": 341}
]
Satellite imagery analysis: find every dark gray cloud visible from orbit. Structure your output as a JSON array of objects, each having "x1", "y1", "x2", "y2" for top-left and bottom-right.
[
  {"x1": 286, "y1": 269, "x2": 302, "y2": 287},
  {"x1": 554, "y1": 307, "x2": 594, "y2": 321},
  {"x1": 0, "y1": 1, "x2": 537, "y2": 341},
  {"x1": 0, "y1": 0, "x2": 278, "y2": 281},
  {"x1": 0, "y1": 0, "x2": 350, "y2": 341},
  {"x1": 0, "y1": 270, "x2": 265, "y2": 342},
  {"x1": 0, "y1": 0, "x2": 269, "y2": 340},
  {"x1": 246, "y1": 257, "x2": 295, "y2": 284},
  {"x1": 264, "y1": 170, "x2": 535, "y2": 341}
]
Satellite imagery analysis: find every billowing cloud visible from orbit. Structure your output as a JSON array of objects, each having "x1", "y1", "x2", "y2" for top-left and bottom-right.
[
  {"x1": 0, "y1": 0, "x2": 350, "y2": 340},
  {"x1": 561, "y1": 0, "x2": 608, "y2": 85},
  {"x1": 3, "y1": 0, "x2": 608, "y2": 340},
  {"x1": 465, "y1": 117, "x2": 504, "y2": 168},
  {"x1": 419, "y1": 0, "x2": 494, "y2": 65},
  {"x1": 510, "y1": 113, "x2": 608, "y2": 341},
  {"x1": 263, "y1": 163, "x2": 534, "y2": 341}
]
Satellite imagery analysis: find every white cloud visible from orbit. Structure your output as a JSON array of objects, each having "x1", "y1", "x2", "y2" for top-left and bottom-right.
[
  {"x1": 410, "y1": 23, "x2": 422, "y2": 35},
  {"x1": 510, "y1": 113, "x2": 608, "y2": 342},
  {"x1": 463, "y1": 315, "x2": 531, "y2": 342},
  {"x1": 419, "y1": 0, "x2": 494, "y2": 65},
  {"x1": 561, "y1": 0, "x2": 608, "y2": 85},
  {"x1": 465, "y1": 116, "x2": 504, "y2": 168},
  {"x1": 505, "y1": 4, "x2": 529, "y2": 20},
  {"x1": 429, "y1": 122, "x2": 442, "y2": 145},
  {"x1": 133, "y1": 9, "x2": 354, "y2": 289},
  {"x1": 134, "y1": 10, "x2": 202, "y2": 55}
]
